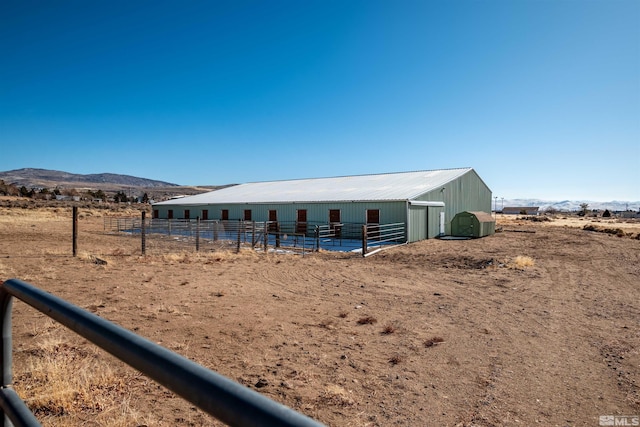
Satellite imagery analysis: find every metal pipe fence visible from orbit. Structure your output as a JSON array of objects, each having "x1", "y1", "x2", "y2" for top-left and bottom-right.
[
  {"x1": 0, "y1": 278, "x2": 325, "y2": 427},
  {"x1": 362, "y1": 222, "x2": 407, "y2": 256},
  {"x1": 103, "y1": 218, "x2": 378, "y2": 254}
]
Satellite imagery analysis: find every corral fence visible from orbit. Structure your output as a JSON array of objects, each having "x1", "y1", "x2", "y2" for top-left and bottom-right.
[
  {"x1": 361, "y1": 223, "x2": 407, "y2": 257},
  {"x1": 0, "y1": 278, "x2": 325, "y2": 427},
  {"x1": 103, "y1": 216, "x2": 406, "y2": 256}
]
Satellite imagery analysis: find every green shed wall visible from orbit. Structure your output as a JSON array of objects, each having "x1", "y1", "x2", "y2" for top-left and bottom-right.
[{"x1": 451, "y1": 211, "x2": 495, "y2": 238}]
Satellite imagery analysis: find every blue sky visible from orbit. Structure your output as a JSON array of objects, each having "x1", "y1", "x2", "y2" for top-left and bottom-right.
[{"x1": 1, "y1": 0, "x2": 638, "y2": 201}]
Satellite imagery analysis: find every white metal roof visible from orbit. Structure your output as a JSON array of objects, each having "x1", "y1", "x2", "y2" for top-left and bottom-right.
[{"x1": 154, "y1": 168, "x2": 473, "y2": 205}]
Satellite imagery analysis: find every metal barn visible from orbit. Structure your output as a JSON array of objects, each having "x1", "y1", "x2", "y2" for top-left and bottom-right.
[{"x1": 152, "y1": 168, "x2": 492, "y2": 242}]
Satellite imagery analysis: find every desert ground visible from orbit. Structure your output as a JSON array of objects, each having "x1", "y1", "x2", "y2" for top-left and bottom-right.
[{"x1": 0, "y1": 202, "x2": 638, "y2": 426}]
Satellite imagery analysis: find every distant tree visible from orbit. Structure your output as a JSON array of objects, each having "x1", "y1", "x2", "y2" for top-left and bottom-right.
[
  {"x1": 0, "y1": 181, "x2": 19, "y2": 196},
  {"x1": 94, "y1": 189, "x2": 106, "y2": 201},
  {"x1": 19, "y1": 186, "x2": 30, "y2": 197},
  {"x1": 580, "y1": 203, "x2": 589, "y2": 216},
  {"x1": 142, "y1": 192, "x2": 149, "y2": 203},
  {"x1": 602, "y1": 209, "x2": 611, "y2": 218},
  {"x1": 113, "y1": 191, "x2": 128, "y2": 203}
]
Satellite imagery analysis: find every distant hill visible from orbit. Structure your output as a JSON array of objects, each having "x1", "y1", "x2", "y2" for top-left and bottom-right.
[
  {"x1": 0, "y1": 168, "x2": 178, "y2": 189},
  {"x1": 500, "y1": 199, "x2": 640, "y2": 212}
]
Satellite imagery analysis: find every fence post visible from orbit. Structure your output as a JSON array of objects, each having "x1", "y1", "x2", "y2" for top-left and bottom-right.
[
  {"x1": 1, "y1": 290, "x2": 13, "y2": 388},
  {"x1": 213, "y1": 221, "x2": 218, "y2": 241},
  {"x1": 72, "y1": 206, "x2": 78, "y2": 257},
  {"x1": 362, "y1": 225, "x2": 367, "y2": 257},
  {"x1": 263, "y1": 222, "x2": 268, "y2": 252},
  {"x1": 251, "y1": 221, "x2": 256, "y2": 247},
  {"x1": 315, "y1": 226, "x2": 320, "y2": 252},
  {"x1": 141, "y1": 211, "x2": 146, "y2": 256},
  {"x1": 236, "y1": 220, "x2": 241, "y2": 253},
  {"x1": 196, "y1": 217, "x2": 200, "y2": 252},
  {"x1": 275, "y1": 223, "x2": 281, "y2": 248}
]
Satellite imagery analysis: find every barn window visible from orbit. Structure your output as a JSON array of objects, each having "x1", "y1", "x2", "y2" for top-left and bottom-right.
[
  {"x1": 168, "y1": 210, "x2": 174, "y2": 219},
  {"x1": 221, "y1": 209, "x2": 229, "y2": 220},
  {"x1": 296, "y1": 209, "x2": 307, "y2": 234},
  {"x1": 329, "y1": 209, "x2": 341, "y2": 238},
  {"x1": 366, "y1": 209, "x2": 380, "y2": 224},
  {"x1": 268, "y1": 210, "x2": 278, "y2": 231},
  {"x1": 244, "y1": 209, "x2": 252, "y2": 221},
  {"x1": 153, "y1": 210, "x2": 159, "y2": 219},
  {"x1": 202, "y1": 209, "x2": 208, "y2": 220},
  {"x1": 366, "y1": 209, "x2": 380, "y2": 238},
  {"x1": 184, "y1": 209, "x2": 190, "y2": 220}
]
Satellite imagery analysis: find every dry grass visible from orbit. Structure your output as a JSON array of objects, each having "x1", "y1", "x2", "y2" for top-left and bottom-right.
[
  {"x1": 425, "y1": 336, "x2": 445, "y2": 347},
  {"x1": 381, "y1": 324, "x2": 397, "y2": 334},
  {"x1": 316, "y1": 384, "x2": 355, "y2": 407},
  {"x1": 13, "y1": 332, "x2": 152, "y2": 427},
  {"x1": 508, "y1": 255, "x2": 535, "y2": 269},
  {"x1": 145, "y1": 249, "x2": 260, "y2": 265},
  {"x1": 356, "y1": 316, "x2": 377, "y2": 325}
]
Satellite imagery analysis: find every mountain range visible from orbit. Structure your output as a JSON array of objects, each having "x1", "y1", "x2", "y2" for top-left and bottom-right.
[
  {"x1": 499, "y1": 199, "x2": 639, "y2": 212},
  {"x1": 0, "y1": 168, "x2": 177, "y2": 189}
]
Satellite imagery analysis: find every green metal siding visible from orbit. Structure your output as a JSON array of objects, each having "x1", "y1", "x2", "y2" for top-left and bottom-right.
[
  {"x1": 412, "y1": 169, "x2": 492, "y2": 235},
  {"x1": 155, "y1": 201, "x2": 407, "y2": 225},
  {"x1": 407, "y1": 205, "x2": 444, "y2": 242}
]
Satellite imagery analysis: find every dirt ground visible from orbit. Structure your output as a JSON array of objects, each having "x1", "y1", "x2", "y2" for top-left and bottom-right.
[{"x1": 0, "y1": 205, "x2": 638, "y2": 426}]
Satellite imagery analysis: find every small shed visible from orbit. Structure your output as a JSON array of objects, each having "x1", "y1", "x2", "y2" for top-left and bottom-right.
[{"x1": 451, "y1": 211, "x2": 495, "y2": 238}]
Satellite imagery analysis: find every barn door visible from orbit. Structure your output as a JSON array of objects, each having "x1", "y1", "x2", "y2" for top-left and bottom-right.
[
  {"x1": 457, "y1": 214, "x2": 474, "y2": 237},
  {"x1": 296, "y1": 209, "x2": 307, "y2": 234},
  {"x1": 366, "y1": 209, "x2": 380, "y2": 238},
  {"x1": 269, "y1": 210, "x2": 278, "y2": 231},
  {"x1": 329, "y1": 209, "x2": 341, "y2": 238}
]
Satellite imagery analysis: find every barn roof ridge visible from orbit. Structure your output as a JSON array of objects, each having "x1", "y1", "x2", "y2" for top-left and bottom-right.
[
  {"x1": 240, "y1": 167, "x2": 474, "y2": 185},
  {"x1": 153, "y1": 167, "x2": 476, "y2": 206}
]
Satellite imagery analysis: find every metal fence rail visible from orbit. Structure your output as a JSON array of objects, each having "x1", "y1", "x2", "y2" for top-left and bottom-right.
[
  {"x1": 104, "y1": 217, "x2": 408, "y2": 256},
  {"x1": 362, "y1": 222, "x2": 407, "y2": 256},
  {"x1": 104, "y1": 218, "x2": 370, "y2": 254},
  {"x1": 0, "y1": 279, "x2": 325, "y2": 427}
]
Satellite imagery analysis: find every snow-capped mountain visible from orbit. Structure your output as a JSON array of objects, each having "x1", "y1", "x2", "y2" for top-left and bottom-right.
[{"x1": 498, "y1": 199, "x2": 640, "y2": 212}]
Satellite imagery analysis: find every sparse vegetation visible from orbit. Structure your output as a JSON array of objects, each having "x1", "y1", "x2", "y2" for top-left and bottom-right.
[
  {"x1": 425, "y1": 337, "x2": 445, "y2": 347},
  {"x1": 388, "y1": 355, "x2": 403, "y2": 365},
  {"x1": 356, "y1": 316, "x2": 377, "y2": 325},
  {"x1": 381, "y1": 324, "x2": 396, "y2": 334},
  {"x1": 508, "y1": 255, "x2": 535, "y2": 269},
  {"x1": 13, "y1": 331, "x2": 152, "y2": 426}
]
